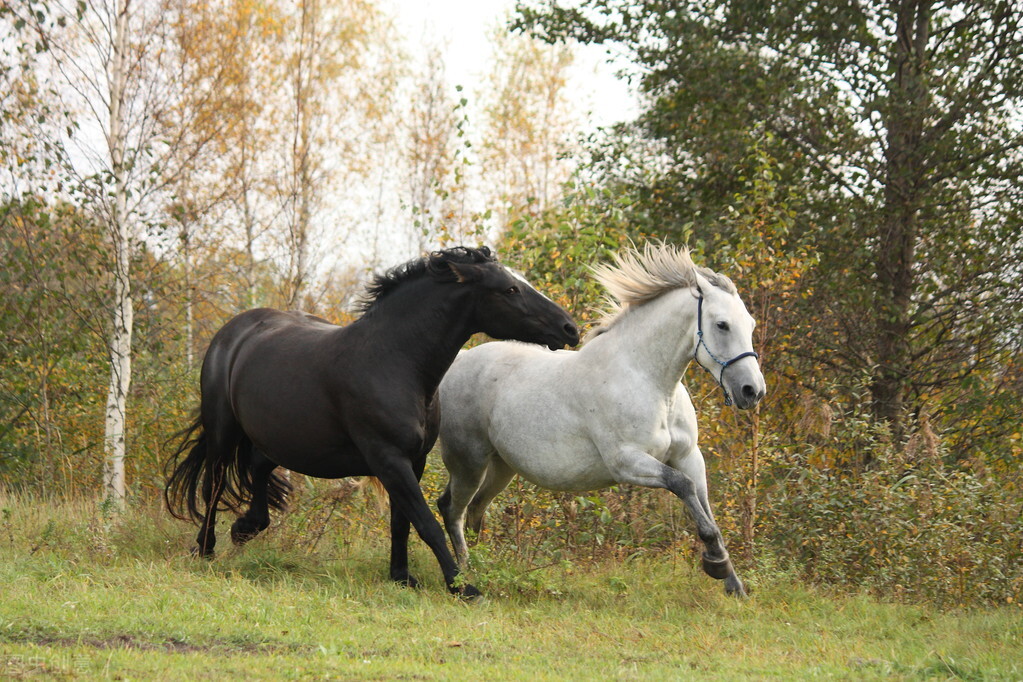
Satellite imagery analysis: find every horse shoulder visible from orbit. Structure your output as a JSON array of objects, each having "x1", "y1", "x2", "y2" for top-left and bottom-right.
[
  {"x1": 439, "y1": 343, "x2": 515, "y2": 440},
  {"x1": 573, "y1": 375, "x2": 673, "y2": 468}
]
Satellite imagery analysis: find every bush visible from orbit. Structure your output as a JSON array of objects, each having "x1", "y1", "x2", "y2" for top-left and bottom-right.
[{"x1": 765, "y1": 457, "x2": 1022, "y2": 607}]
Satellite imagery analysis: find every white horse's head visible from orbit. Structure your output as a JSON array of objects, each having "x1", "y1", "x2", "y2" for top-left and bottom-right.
[{"x1": 691, "y1": 275, "x2": 766, "y2": 410}]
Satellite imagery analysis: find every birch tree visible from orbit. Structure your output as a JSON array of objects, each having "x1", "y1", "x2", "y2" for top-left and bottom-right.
[
  {"x1": 64, "y1": 0, "x2": 141, "y2": 506},
  {"x1": 272, "y1": 0, "x2": 395, "y2": 308},
  {"x1": 40, "y1": 0, "x2": 245, "y2": 503}
]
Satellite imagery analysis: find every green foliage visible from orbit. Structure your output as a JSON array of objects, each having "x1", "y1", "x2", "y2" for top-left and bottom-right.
[
  {"x1": 766, "y1": 418, "x2": 1023, "y2": 608},
  {"x1": 0, "y1": 198, "x2": 109, "y2": 489},
  {"x1": 517, "y1": 0, "x2": 1023, "y2": 448},
  {"x1": 500, "y1": 181, "x2": 635, "y2": 329}
]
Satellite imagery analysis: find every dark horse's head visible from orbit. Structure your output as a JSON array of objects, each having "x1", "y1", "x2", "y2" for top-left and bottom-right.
[{"x1": 360, "y1": 246, "x2": 579, "y2": 350}]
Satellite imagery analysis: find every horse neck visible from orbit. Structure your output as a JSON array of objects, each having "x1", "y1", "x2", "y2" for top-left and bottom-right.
[
  {"x1": 353, "y1": 280, "x2": 475, "y2": 393},
  {"x1": 591, "y1": 288, "x2": 698, "y2": 393}
]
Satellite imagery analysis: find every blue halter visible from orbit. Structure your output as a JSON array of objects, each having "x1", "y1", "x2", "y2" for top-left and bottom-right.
[{"x1": 694, "y1": 293, "x2": 759, "y2": 406}]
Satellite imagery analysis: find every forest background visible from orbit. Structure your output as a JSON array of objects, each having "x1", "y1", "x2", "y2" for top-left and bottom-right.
[{"x1": 1, "y1": 0, "x2": 1021, "y2": 609}]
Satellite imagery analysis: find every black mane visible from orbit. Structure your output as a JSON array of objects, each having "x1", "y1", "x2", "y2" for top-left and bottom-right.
[{"x1": 354, "y1": 246, "x2": 496, "y2": 314}]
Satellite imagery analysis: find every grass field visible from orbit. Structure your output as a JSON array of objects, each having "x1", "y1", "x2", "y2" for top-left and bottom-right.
[{"x1": 1, "y1": 492, "x2": 1020, "y2": 680}]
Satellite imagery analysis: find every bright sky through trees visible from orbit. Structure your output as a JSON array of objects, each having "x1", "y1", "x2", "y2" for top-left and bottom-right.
[{"x1": 392, "y1": 0, "x2": 637, "y2": 130}]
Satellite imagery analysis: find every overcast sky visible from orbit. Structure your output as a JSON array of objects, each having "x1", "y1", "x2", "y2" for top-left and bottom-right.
[{"x1": 389, "y1": 0, "x2": 638, "y2": 129}]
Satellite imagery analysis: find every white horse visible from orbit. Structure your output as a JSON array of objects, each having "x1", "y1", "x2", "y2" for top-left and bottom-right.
[{"x1": 436, "y1": 243, "x2": 766, "y2": 596}]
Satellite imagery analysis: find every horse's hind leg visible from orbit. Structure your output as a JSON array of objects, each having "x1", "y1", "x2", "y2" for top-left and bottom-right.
[
  {"x1": 465, "y1": 458, "x2": 515, "y2": 538},
  {"x1": 230, "y1": 443, "x2": 280, "y2": 546},
  {"x1": 437, "y1": 468, "x2": 486, "y2": 568},
  {"x1": 192, "y1": 417, "x2": 241, "y2": 560},
  {"x1": 438, "y1": 434, "x2": 505, "y2": 567},
  {"x1": 194, "y1": 455, "x2": 226, "y2": 558},
  {"x1": 438, "y1": 455, "x2": 512, "y2": 568}
]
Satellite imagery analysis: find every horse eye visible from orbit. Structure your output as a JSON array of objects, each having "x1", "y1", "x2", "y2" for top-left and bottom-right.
[
  {"x1": 716, "y1": 321, "x2": 729, "y2": 331},
  {"x1": 506, "y1": 285, "x2": 520, "y2": 295}
]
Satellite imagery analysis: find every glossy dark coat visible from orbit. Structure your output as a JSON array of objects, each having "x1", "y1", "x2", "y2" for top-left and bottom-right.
[{"x1": 165, "y1": 247, "x2": 578, "y2": 596}]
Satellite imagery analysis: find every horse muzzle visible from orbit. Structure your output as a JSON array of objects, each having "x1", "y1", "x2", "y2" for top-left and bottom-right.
[
  {"x1": 733, "y1": 383, "x2": 766, "y2": 410},
  {"x1": 545, "y1": 321, "x2": 580, "y2": 350},
  {"x1": 724, "y1": 364, "x2": 766, "y2": 410}
]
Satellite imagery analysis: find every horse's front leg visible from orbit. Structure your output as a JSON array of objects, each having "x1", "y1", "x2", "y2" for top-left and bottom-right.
[
  {"x1": 368, "y1": 445, "x2": 480, "y2": 598},
  {"x1": 606, "y1": 446, "x2": 745, "y2": 597},
  {"x1": 670, "y1": 447, "x2": 745, "y2": 597}
]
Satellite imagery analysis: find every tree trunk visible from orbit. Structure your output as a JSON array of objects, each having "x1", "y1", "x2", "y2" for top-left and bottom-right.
[
  {"x1": 872, "y1": 0, "x2": 930, "y2": 448},
  {"x1": 285, "y1": 0, "x2": 314, "y2": 309},
  {"x1": 102, "y1": 0, "x2": 133, "y2": 507},
  {"x1": 182, "y1": 221, "x2": 194, "y2": 371}
]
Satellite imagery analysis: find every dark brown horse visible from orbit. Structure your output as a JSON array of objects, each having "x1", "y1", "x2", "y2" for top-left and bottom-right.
[{"x1": 165, "y1": 246, "x2": 579, "y2": 596}]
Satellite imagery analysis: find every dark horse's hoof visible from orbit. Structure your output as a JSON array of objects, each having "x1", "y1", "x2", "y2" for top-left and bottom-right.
[
  {"x1": 393, "y1": 574, "x2": 421, "y2": 589},
  {"x1": 190, "y1": 545, "x2": 215, "y2": 560},
  {"x1": 230, "y1": 531, "x2": 259, "y2": 546},
  {"x1": 454, "y1": 583, "x2": 482, "y2": 601},
  {"x1": 701, "y1": 552, "x2": 733, "y2": 580},
  {"x1": 229, "y1": 519, "x2": 268, "y2": 548}
]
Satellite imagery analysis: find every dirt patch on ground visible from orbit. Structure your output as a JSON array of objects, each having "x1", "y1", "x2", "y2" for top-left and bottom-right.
[{"x1": 14, "y1": 632, "x2": 311, "y2": 655}]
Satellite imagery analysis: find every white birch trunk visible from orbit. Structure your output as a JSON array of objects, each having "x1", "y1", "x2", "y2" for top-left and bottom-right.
[
  {"x1": 181, "y1": 221, "x2": 194, "y2": 371},
  {"x1": 102, "y1": 0, "x2": 133, "y2": 506}
]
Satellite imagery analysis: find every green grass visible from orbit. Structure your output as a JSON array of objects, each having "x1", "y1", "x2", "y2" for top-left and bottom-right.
[{"x1": 1, "y1": 492, "x2": 1020, "y2": 680}]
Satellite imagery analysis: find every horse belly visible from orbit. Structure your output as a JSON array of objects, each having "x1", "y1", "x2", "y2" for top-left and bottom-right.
[
  {"x1": 494, "y1": 428, "x2": 616, "y2": 492},
  {"x1": 252, "y1": 427, "x2": 370, "y2": 479},
  {"x1": 233, "y1": 389, "x2": 369, "y2": 479}
]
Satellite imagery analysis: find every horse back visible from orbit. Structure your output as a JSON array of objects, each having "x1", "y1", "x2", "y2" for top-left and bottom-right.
[
  {"x1": 439, "y1": 342, "x2": 602, "y2": 479},
  {"x1": 200, "y1": 309, "x2": 334, "y2": 389}
]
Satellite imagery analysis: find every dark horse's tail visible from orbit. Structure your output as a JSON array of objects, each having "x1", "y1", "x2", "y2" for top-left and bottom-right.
[{"x1": 164, "y1": 414, "x2": 291, "y2": 523}]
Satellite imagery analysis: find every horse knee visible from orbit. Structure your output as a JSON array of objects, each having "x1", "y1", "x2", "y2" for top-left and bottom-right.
[{"x1": 437, "y1": 487, "x2": 452, "y2": 520}]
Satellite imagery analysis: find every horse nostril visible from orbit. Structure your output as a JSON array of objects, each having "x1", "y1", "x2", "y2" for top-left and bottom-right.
[
  {"x1": 742, "y1": 385, "x2": 757, "y2": 399},
  {"x1": 564, "y1": 322, "x2": 579, "y2": 341}
]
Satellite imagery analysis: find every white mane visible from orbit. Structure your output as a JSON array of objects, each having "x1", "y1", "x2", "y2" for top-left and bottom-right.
[{"x1": 587, "y1": 243, "x2": 736, "y2": 340}]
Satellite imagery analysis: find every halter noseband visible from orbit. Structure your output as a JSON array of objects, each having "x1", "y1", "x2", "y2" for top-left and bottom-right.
[{"x1": 694, "y1": 293, "x2": 759, "y2": 406}]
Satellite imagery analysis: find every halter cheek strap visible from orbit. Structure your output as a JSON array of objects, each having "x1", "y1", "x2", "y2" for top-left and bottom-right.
[{"x1": 694, "y1": 294, "x2": 759, "y2": 407}]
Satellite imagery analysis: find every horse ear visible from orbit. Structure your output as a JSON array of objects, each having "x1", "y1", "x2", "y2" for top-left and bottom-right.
[{"x1": 448, "y1": 261, "x2": 484, "y2": 283}]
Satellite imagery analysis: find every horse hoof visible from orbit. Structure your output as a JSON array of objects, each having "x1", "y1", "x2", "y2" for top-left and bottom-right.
[
  {"x1": 725, "y1": 575, "x2": 747, "y2": 598},
  {"x1": 190, "y1": 545, "x2": 214, "y2": 560},
  {"x1": 457, "y1": 583, "x2": 482, "y2": 601},
  {"x1": 231, "y1": 532, "x2": 256, "y2": 546},
  {"x1": 230, "y1": 518, "x2": 267, "y2": 546},
  {"x1": 393, "y1": 574, "x2": 420, "y2": 589},
  {"x1": 701, "y1": 552, "x2": 732, "y2": 580}
]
